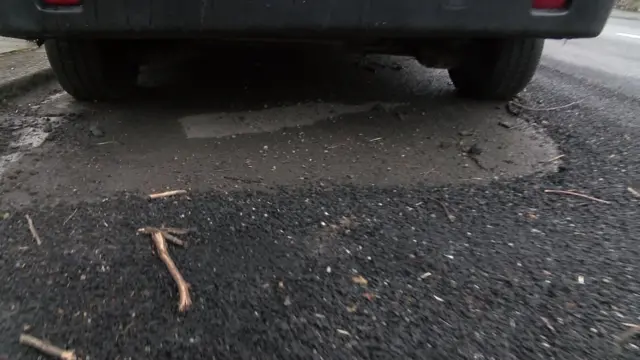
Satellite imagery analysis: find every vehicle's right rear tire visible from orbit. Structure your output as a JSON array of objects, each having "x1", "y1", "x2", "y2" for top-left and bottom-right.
[
  {"x1": 448, "y1": 38, "x2": 544, "y2": 101},
  {"x1": 44, "y1": 39, "x2": 139, "y2": 101}
]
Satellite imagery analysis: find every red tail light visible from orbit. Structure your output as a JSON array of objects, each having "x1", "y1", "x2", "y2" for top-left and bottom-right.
[
  {"x1": 532, "y1": 0, "x2": 567, "y2": 9},
  {"x1": 43, "y1": 0, "x2": 81, "y2": 5}
]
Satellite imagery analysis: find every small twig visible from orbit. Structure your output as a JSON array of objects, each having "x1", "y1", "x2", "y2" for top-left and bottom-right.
[
  {"x1": 95, "y1": 141, "x2": 117, "y2": 146},
  {"x1": 468, "y1": 155, "x2": 488, "y2": 171},
  {"x1": 19, "y1": 334, "x2": 76, "y2": 360},
  {"x1": 509, "y1": 99, "x2": 584, "y2": 112},
  {"x1": 160, "y1": 227, "x2": 192, "y2": 235},
  {"x1": 137, "y1": 227, "x2": 188, "y2": 247},
  {"x1": 368, "y1": 137, "x2": 383, "y2": 142},
  {"x1": 62, "y1": 209, "x2": 78, "y2": 226},
  {"x1": 628, "y1": 187, "x2": 640, "y2": 198},
  {"x1": 148, "y1": 189, "x2": 187, "y2": 199},
  {"x1": 25, "y1": 215, "x2": 42, "y2": 245},
  {"x1": 163, "y1": 232, "x2": 186, "y2": 247},
  {"x1": 544, "y1": 190, "x2": 611, "y2": 204},
  {"x1": 327, "y1": 143, "x2": 345, "y2": 149},
  {"x1": 223, "y1": 176, "x2": 263, "y2": 184},
  {"x1": 616, "y1": 323, "x2": 640, "y2": 348},
  {"x1": 543, "y1": 154, "x2": 566, "y2": 163},
  {"x1": 428, "y1": 197, "x2": 456, "y2": 222}
]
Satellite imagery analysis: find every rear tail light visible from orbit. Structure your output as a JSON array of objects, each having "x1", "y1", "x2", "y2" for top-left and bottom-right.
[
  {"x1": 42, "y1": 0, "x2": 81, "y2": 5},
  {"x1": 532, "y1": 0, "x2": 567, "y2": 9}
]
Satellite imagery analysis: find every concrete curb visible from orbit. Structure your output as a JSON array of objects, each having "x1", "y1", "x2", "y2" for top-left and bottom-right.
[{"x1": 0, "y1": 67, "x2": 55, "y2": 101}]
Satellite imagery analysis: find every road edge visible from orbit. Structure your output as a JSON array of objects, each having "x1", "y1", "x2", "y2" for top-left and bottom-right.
[
  {"x1": 0, "y1": 67, "x2": 55, "y2": 101},
  {"x1": 610, "y1": 9, "x2": 640, "y2": 20}
]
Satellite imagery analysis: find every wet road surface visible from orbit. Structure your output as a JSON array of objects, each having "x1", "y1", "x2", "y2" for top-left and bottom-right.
[{"x1": 0, "y1": 21, "x2": 639, "y2": 360}]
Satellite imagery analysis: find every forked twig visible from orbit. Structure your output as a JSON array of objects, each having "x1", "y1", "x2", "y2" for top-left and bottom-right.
[
  {"x1": 25, "y1": 215, "x2": 42, "y2": 245},
  {"x1": 148, "y1": 190, "x2": 187, "y2": 199},
  {"x1": 544, "y1": 190, "x2": 611, "y2": 204},
  {"x1": 19, "y1": 334, "x2": 76, "y2": 360},
  {"x1": 137, "y1": 227, "x2": 191, "y2": 312}
]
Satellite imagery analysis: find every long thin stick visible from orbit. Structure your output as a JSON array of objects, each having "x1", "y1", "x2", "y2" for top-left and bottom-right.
[
  {"x1": 62, "y1": 209, "x2": 78, "y2": 226},
  {"x1": 25, "y1": 215, "x2": 42, "y2": 245},
  {"x1": 148, "y1": 190, "x2": 187, "y2": 200},
  {"x1": 510, "y1": 99, "x2": 584, "y2": 112},
  {"x1": 151, "y1": 231, "x2": 192, "y2": 312},
  {"x1": 19, "y1": 334, "x2": 76, "y2": 360},
  {"x1": 544, "y1": 190, "x2": 611, "y2": 204}
]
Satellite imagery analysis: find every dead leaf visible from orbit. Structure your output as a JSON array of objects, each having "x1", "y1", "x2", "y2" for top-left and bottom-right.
[
  {"x1": 352, "y1": 275, "x2": 368, "y2": 286},
  {"x1": 346, "y1": 304, "x2": 358, "y2": 313},
  {"x1": 363, "y1": 292, "x2": 375, "y2": 301}
]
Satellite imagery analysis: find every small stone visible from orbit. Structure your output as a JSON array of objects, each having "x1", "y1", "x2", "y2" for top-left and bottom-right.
[
  {"x1": 89, "y1": 124, "x2": 104, "y2": 137},
  {"x1": 498, "y1": 121, "x2": 514, "y2": 129},
  {"x1": 284, "y1": 296, "x2": 292, "y2": 306},
  {"x1": 458, "y1": 130, "x2": 474, "y2": 137},
  {"x1": 43, "y1": 123, "x2": 53, "y2": 133},
  {"x1": 467, "y1": 144, "x2": 483, "y2": 155},
  {"x1": 372, "y1": 103, "x2": 392, "y2": 112},
  {"x1": 439, "y1": 140, "x2": 455, "y2": 149}
]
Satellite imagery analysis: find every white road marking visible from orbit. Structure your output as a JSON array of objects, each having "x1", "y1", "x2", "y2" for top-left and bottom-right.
[
  {"x1": 179, "y1": 102, "x2": 403, "y2": 139},
  {"x1": 616, "y1": 32, "x2": 640, "y2": 40}
]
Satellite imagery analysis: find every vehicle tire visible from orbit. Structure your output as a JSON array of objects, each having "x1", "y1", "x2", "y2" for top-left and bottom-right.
[
  {"x1": 448, "y1": 38, "x2": 544, "y2": 101},
  {"x1": 44, "y1": 39, "x2": 139, "y2": 101}
]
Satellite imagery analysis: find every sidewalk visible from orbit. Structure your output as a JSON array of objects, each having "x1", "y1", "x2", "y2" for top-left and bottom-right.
[
  {"x1": 0, "y1": 36, "x2": 53, "y2": 99},
  {"x1": 611, "y1": 8, "x2": 640, "y2": 21}
]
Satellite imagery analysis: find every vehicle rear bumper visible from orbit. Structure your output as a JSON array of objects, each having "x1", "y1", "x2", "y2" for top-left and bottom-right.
[{"x1": 0, "y1": 0, "x2": 615, "y2": 40}]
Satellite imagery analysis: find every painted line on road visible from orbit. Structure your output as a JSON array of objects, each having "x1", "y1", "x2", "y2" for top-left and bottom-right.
[
  {"x1": 616, "y1": 32, "x2": 640, "y2": 40},
  {"x1": 178, "y1": 102, "x2": 404, "y2": 139}
]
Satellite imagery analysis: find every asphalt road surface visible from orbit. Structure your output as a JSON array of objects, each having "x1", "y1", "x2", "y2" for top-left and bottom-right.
[{"x1": 0, "y1": 14, "x2": 639, "y2": 360}]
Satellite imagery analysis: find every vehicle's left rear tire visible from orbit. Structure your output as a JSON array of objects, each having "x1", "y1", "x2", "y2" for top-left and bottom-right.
[{"x1": 44, "y1": 39, "x2": 139, "y2": 101}]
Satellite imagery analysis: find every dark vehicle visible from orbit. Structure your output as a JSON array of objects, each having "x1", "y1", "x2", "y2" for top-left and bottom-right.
[{"x1": 0, "y1": 0, "x2": 615, "y2": 101}]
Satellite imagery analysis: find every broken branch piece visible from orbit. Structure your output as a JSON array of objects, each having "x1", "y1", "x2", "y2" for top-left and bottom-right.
[
  {"x1": 137, "y1": 227, "x2": 189, "y2": 247},
  {"x1": 19, "y1": 334, "x2": 76, "y2": 360},
  {"x1": 138, "y1": 227, "x2": 192, "y2": 312},
  {"x1": 148, "y1": 190, "x2": 187, "y2": 200},
  {"x1": 25, "y1": 215, "x2": 42, "y2": 245},
  {"x1": 616, "y1": 323, "x2": 640, "y2": 348},
  {"x1": 151, "y1": 231, "x2": 192, "y2": 312},
  {"x1": 544, "y1": 190, "x2": 611, "y2": 204}
]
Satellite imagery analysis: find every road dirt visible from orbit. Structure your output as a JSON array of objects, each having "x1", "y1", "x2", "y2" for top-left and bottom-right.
[
  {"x1": 0, "y1": 46, "x2": 638, "y2": 360},
  {"x1": 0, "y1": 49, "x2": 559, "y2": 208}
]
